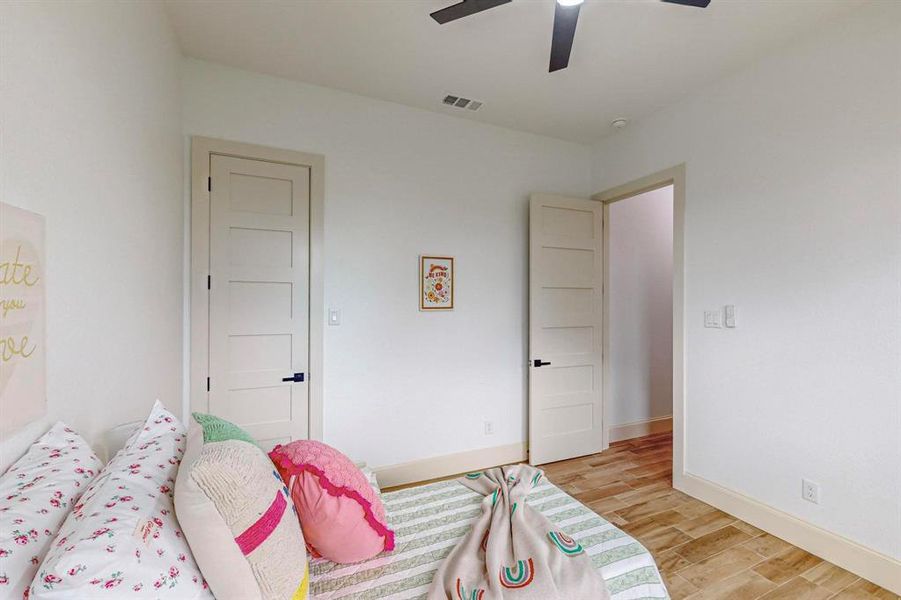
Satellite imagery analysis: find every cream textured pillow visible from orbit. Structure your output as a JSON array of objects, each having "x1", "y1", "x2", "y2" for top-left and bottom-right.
[{"x1": 175, "y1": 414, "x2": 308, "y2": 600}]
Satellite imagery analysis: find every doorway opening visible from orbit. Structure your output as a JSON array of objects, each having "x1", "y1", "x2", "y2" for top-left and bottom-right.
[
  {"x1": 606, "y1": 185, "x2": 674, "y2": 445},
  {"x1": 526, "y1": 166, "x2": 684, "y2": 473},
  {"x1": 594, "y1": 165, "x2": 685, "y2": 488}
]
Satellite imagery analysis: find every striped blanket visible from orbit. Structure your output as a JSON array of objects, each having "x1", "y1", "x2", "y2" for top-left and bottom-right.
[{"x1": 309, "y1": 478, "x2": 669, "y2": 600}]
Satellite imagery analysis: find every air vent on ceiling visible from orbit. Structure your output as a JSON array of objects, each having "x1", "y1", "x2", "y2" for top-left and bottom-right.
[{"x1": 442, "y1": 94, "x2": 483, "y2": 111}]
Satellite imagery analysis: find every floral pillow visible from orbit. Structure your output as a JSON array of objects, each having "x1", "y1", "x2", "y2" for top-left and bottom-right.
[
  {"x1": 0, "y1": 422, "x2": 102, "y2": 600},
  {"x1": 30, "y1": 401, "x2": 212, "y2": 599}
]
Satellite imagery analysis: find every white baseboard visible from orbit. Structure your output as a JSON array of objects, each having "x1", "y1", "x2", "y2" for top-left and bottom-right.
[
  {"x1": 374, "y1": 442, "x2": 528, "y2": 489},
  {"x1": 608, "y1": 415, "x2": 673, "y2": 444},
  {"x1": 677, "y1": 472, "x2": 901, "y2": 595}
]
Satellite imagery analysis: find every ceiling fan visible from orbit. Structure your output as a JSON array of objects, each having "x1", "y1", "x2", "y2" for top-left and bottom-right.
[{"x1": 430, "y1": 0, "x2": 711, "y2": 73}]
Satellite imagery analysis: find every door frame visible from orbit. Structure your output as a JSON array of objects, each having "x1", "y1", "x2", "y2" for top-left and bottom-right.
[
  {"x1": 189, "y1": 136, "x2": 325, "y2": 440},
  {"x1": 592, "y1": 164, "x2": 686, "y2": 488}
]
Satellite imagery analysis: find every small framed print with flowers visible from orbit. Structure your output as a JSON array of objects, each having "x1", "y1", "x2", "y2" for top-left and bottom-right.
[{"x1": 420, "y1": 255, "x2": 454, "y2": 311}]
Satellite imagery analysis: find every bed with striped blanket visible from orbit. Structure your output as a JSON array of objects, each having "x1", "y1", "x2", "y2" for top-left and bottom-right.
[{"x1": 309, "y1": 477, "x2": 669, "y2": 599}]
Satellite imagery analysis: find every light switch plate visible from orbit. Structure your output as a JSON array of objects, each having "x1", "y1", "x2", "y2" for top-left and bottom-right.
[
  {"x1": 328, "y1": 308, "x2": 341, "y2": 326},
  {"x1": 704, "y1": 310, "x2": 722, "y2": 328},
  {"x1": 724, "y1": 305, "x2": 736, "y2": 328}
]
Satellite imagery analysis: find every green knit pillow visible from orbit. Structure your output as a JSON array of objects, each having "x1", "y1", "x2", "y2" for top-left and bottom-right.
[{"x1": 192, "y1": 412, "x2": 257, "y2": 446}]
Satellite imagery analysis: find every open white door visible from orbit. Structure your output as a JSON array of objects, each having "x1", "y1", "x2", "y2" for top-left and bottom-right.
[{"x1": 529, "y1": 194, "x2": 604, "y2": 465}]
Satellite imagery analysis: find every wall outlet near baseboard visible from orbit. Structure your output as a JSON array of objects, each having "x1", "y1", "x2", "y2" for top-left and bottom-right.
[
  {"x1": 802, "y1": 478, "x2": 820, "y2": 504},
  {"x1": 484, "y1": 421, "x2": 495, "y2": 436}
]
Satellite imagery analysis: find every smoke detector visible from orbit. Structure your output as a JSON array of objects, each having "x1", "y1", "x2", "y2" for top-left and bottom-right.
[
  {"x1": 442, "y1": 94, "x2": 483, "y2": 111},
  {"x1": 611, "y1": 118, "x2": 629, "y2": 130}
]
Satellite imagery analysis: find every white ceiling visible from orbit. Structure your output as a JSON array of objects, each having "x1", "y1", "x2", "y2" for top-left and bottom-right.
[{"x1": 165, "y1": 0, "x2": 860, "y2": 144}]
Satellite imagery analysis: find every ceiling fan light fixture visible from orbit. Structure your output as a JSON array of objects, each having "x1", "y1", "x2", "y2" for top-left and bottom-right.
[{"x1": 432, "y1": 0, "x2": 708, "y2": 72}]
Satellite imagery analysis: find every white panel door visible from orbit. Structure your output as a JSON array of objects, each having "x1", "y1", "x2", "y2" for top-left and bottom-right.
[
  {"x1": 209, "y1": 155, "x2": 310, "y2": 447},
  {"x1": 529, "y1": 194, "x2": 603, "y2": 465}
]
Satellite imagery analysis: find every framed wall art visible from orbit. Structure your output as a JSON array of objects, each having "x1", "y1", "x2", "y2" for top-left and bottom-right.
[
  {"x1": 420, "y1": 255, "x2": 454, "y2": 311},
  {"x1": 0, "y1": 202, "x2": 46, "y2": 433}
]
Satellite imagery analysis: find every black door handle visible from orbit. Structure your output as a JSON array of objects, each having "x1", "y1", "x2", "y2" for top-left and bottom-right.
[
  {"x1": 533, "y1": 359, "x2": 551, "y2": 367},
  {"x1": 282, "y1": 372, "x2": 305, "y2": 382}
]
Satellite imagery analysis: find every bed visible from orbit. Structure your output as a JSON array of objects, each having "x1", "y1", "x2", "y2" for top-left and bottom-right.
[
  {"x1": 309, "y1": 477, "x2": 670, "y2": 600},
  {"x1": 2, "y1": 409, "x2": 668, "y2": 600}
]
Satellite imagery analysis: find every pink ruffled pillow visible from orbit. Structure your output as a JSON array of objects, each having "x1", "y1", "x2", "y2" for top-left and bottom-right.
[{"x1": 269, "y1": 441, "x2": 394, "y2": 564}]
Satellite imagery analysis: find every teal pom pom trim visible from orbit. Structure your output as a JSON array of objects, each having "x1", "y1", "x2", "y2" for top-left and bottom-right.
[{"x1": 192, "y1": 412, "x2": 257, "y2": 446}]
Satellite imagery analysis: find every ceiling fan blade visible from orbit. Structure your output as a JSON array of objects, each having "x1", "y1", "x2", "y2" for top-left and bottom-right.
[
  {"x1": 430, "y1": 0, "x2": 512, "y2": 24},
  {"x1": 549, "y1": 2, "x2": 580, "y2": 72},
  {"x1": 660, "y1": 0, "x2": 711, "y2": 7}
]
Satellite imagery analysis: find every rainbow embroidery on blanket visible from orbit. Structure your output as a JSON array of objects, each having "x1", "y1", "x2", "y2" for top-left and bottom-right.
[
  {"x1": 531, "y1": 472, "x2": 542, "y2": 486},
  {"x1": 490, "y1": 488, "x2": 499, "y2": 506},
  {"x1": 465, "y1": 472, "x2": 482, "y2": 480},
  {"x1": 455, "y1": 578, "x2": 485, "y2": 600},
  {"x1": 548, "y1": 531, "x2": 584, "y2": 556},
  {"x1": 499, "y1": 558, "x2": 535, "y2": 589}
]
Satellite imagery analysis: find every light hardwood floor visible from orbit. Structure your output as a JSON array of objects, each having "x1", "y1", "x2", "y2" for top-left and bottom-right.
[{"x1": 541, "y1": 432, "x2": 897, "y2": 600}]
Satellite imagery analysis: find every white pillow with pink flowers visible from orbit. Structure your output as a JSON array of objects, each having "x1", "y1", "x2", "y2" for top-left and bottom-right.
[
  {"x1": 0, "y1": 422, "x2": 102, "y2": 600},
  {"x1": 30, "y1": 401, "x2": 213, "y2": 599}
]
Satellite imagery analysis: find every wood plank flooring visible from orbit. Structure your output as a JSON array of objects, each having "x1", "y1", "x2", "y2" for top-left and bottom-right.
[{"x1": 541, "y1": 432, "x2": 897, "y2": 600}]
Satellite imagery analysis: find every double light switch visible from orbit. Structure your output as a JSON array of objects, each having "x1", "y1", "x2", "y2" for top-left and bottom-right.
[{"x1": 705, "y1": 305, "x2": 736, "y2": 328}]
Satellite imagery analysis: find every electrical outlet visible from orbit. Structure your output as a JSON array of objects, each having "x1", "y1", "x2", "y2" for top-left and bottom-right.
[
  {"x1": 484, "y1": 421, "x2": 495, "y2": 436},
  {"x1": 802, "y1": 479, "x2": 820, "y2": 504},
  {"x1": 704, "y1": 310, "x2": 722, "y2": 328}
]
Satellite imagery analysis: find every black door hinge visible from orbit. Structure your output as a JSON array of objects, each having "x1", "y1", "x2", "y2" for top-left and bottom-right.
[
  {"x1": 207, "y1": 275, "x2": 211, "y2": 290},
  {"x1": 207, "y1": 177, "x2": 211, "y2": 192},
  {"x1": 206, "y1": 377, "x2": 210, "y2": 391}
]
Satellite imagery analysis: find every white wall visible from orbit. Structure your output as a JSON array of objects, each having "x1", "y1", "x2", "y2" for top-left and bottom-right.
[
  {"x1": 592, "y1": 3, "x2": 901, "y2": 560},
  {"x1": 608, "y1": 186, "x2": 673, "y2": 429},
  {"x1": 5, "y1": 0, "x2": 892, "y2": 569},
  {"x1": 0, "y1": 2, "x2": 184, "y2": 468},
  {"x1": 181, "y1": 59, "x2": 592, "y2": 469}
]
